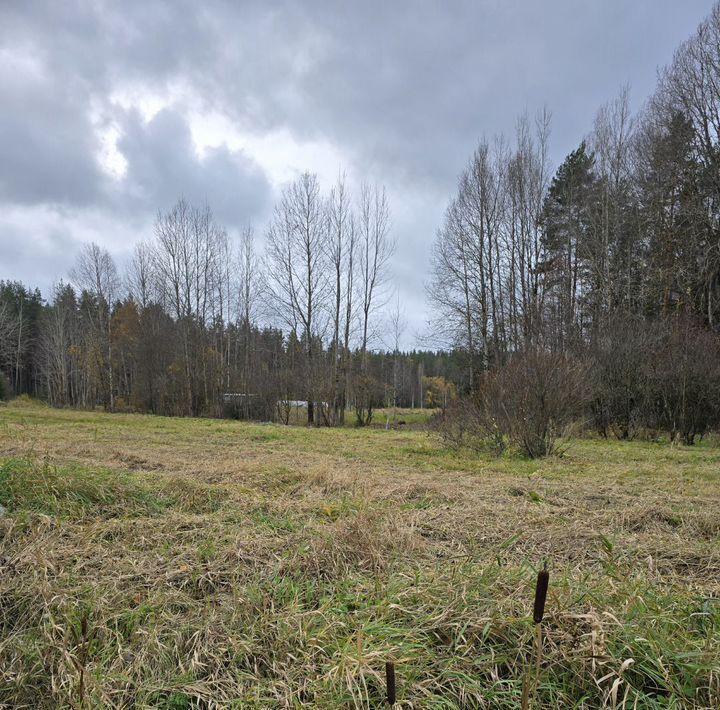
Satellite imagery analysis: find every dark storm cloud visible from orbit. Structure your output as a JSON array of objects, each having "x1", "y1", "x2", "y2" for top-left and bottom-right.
[{"x1": 0, "y1": 0, "x2": 717, "y2": 339}]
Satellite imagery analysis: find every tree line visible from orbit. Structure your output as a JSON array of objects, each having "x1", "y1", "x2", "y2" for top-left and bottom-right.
[
  {"x1": 0, "y1": 175, "x2": 459, "y2": 423},
  {"x1": 431, "y1": 3, "x2": 720, "y2": 451},
  {"x1": 430, "y1": 5, "x2": 720, "y2": 373}
]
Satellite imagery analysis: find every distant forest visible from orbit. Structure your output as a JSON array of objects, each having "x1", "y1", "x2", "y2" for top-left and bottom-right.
[
  {"x1": 2, "y1": 4, "x2": 720, "y2": 428},
  {"x1": 0, "y1": 186, "x2": 459, "y2": 423}
]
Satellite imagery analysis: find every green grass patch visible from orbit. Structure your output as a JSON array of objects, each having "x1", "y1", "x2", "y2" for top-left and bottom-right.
[{"x1": 0, "y1": 457, "x2": 223, "y2": 519}]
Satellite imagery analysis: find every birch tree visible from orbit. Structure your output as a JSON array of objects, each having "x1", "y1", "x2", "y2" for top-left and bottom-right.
[
  {"x1": 70, "y1": 242, "x2": 119, "y2": 410},
  {"x1": 265, "y1": 172, "x2": 328, "y2": 425},
  {"x1": 356, "y1": 181, "x2": 394, "y2": 424},
  {"x1": 236, "y1": 226, "x2": 262, "y2": 418},
  {"x1": 327, "y1": 174, "x2": 354, "y2": 424}
]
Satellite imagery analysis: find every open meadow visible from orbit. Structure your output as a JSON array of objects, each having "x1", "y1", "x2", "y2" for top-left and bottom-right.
[{"x1": 0, "y1": 400, "x2": 719, "y2": 708}]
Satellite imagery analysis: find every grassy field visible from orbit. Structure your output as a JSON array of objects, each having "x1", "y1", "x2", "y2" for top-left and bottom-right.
[{"x1": 0, "y1": 400, "x2": 719, "y2": 708}]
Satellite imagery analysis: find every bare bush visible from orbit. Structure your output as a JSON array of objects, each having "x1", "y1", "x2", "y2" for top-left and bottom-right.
[
  {"x1": 649, "y1": 319, "x2": 720, "y2": 444},
  {"x1": 353, "y1": 372, "x2": 383, "y2": 426},
  {"x1": 438, "y1": 351, "x2": 590, "y2": 457},
  {"x1": 590, "y1": 316, "x2": 720, "y2": 445},
  {"x1": 482, "y1": 351, "x2": 591, "y2": 457},
  {"x1": 433, "y1": 397, "x2": 506, "y2": 455},
  {"x1": 589, "y1": 317, "x2": 659, "y2": 439}
]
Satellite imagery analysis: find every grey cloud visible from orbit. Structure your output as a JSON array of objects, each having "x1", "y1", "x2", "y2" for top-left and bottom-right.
[
  {"x1": 115, "y1": 107, "x2": 271, "y2": 225},
  {"x1": 0, "y1": 214, "x2": 81, "y2": 290},
  {"x1": 0, "y1": 57, "x2": 106, "y2": 207},
  {"x1": 260, "y1": 0, "x2": 717, "y2": 185},
  {"x1": 0, "y1": 0, "x2": 717, "y2": 337},
  {"x1": 3, "y1": 0, "x2": 715, "y2": 191}
]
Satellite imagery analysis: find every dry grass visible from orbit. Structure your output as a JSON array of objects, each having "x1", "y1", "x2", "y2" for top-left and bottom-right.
[{"x1": 0, "y1": 400, "x2": 719, "y2": 708}]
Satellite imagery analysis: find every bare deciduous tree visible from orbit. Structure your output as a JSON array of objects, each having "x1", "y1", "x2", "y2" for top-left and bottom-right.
[
  {"x1": 428, "y1": 112, "x2": 550, "y2": 385},
  {"x1": 126, "y1": 241, "x2": 155, "y2": 309},
  {"x1": 356, "y1": 181, "x2": 394, "y2": 424},
  {"x1": 265, "y1": 172, "x2": 329, "y2": 425},
  {"x1": 236, "y1": 226, "x2": 262, "y2": 418},
  {"x1": 70, "y1": 242, "x2": 120, "y2": 410},
  {"x1": 327, "y1": 174, "x2": 355, "y2": 424},
  {"x1": 152, "y1": 199, "x2": 226, "y2": 415},
  {"x1": 386, "y1": 292, "x2": 407, "y2": 428}
]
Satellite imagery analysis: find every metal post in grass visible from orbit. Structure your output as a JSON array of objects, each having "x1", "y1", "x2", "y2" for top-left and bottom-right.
[
  {"x1": 385, "y1": 660, "x2": 396, "y2": 706},
  {"x1": 521, "y1": 562, "x2": 549, "y2": 710}
]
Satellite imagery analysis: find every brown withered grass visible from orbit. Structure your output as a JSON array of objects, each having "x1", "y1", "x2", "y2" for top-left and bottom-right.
[{"x1": 0, "y1": 400, "x2": 718, "y2": 707}]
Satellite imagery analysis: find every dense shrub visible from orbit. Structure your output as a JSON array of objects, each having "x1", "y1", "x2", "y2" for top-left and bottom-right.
[
  {"x1": 353, "y1": 373, "x2": 383, "y2": 426},
  {"x1": 589, "y1": 317, "x2": 659, "y2": 439},
  {"x1": 432, "y1": 396, "x2": 506, "y2": 455},
  {"x1": 482, "y1": 351, "x2": 591, "y2": 457},
  {"x1": 438, "y1": 318, "x2": 720, "y2": 455},
  {"x1": 591, "y1": 316, "x2": 720, "y2": 444},
  {"x1": 648, "y1": 320, "x2": 720, "y2": 444},
  {"x1": 437, "y1": 351, "x2": 591, "y2": 457}
]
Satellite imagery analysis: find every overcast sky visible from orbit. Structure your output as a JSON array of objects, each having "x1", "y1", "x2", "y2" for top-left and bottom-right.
[{"x1": 0, "y1": 0, "x2": 716, "y2": 346}]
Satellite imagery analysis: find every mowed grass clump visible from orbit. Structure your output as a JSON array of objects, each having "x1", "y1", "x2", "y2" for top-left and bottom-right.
[
  {"x1": 0, "y1": 457, "x2": 223, "y2": 519},
  {"x1": 0, "y1": 402, "x2": 719, "y2": 707}
]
